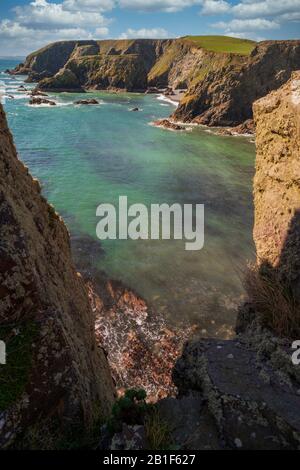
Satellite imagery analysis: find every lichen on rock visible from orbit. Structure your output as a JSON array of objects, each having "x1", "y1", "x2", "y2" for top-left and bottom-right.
[{"x1": 0, "y1": 103, "x2": 115, "y2": 448}]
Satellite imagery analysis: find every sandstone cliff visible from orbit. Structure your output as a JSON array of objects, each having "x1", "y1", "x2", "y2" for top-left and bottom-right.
[
  {"x1": 253, "y1": 71, "x2": 300, "y2": 298},
  {"x1": 0, "y1": 104, "x2": 115, "y2": 448},
  {"x1": 173, "y1": 41, "x2": 300, "y2": 128},
  {"x1": 11, "y1": 37, "x2": 300, "y2": 132},
  {"x1": 152, "y1": 76, "x2": 300, "y2": 450},
  {"x1": 11, "y1": 37, "x2": 253, "y2": 94}
]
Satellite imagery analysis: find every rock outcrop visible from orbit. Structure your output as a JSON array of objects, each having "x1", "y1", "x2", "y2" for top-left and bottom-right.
[
  {"x1": 155, "y1": 73, "x2": 300, "y2": 450},
  {"x1": 253, "y1": 71, "x2": 300, "y2": 298},
  {"x1": 10, "y1": 40, "x2": 100, "y2": 82},
  {"x1": 173, "y1": 41, "x2": 300, "y2": 129},
  {"x1": 11, "y1": 37, "x2": 300, "y2": 132},
  {"x1": 172, "y1": 325, "x2": 300, "y2": 449},
  {"x1": 11, "y1": 37, "x2": 253, "y2": 95},
  {"x1": 0, "y1": 104, "x2": 115, "y2": 448}
]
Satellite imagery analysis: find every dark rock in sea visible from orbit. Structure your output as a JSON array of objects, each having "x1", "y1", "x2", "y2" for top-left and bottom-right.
[
  {"x1": 216, "y1": 119, "x2": 255, "y2": 136},
  {"x1": 29, "y1": 97, "x2": 56, "y2": 106},
  {"x1": 74, "y1": 98, "x2": 99, "y2": 105},
  {"x1": 130, "y1": 107, "x2": 139, "y2": 111},
  {"x1": 153, "y1": 119, "x2": 185, "y2": 131}
]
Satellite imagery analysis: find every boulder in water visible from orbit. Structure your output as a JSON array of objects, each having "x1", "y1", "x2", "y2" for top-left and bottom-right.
[
  {"x1": 29, "y1": 97, "x2": 56, "y2": 106},
  {"x1": 74, "y1": 98, "x2": 99, "y2": 105}
]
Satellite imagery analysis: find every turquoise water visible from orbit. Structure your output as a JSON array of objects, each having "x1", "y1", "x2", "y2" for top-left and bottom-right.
[{"x1": 1, "y1": 60, "x2": 255, "y2": 337}]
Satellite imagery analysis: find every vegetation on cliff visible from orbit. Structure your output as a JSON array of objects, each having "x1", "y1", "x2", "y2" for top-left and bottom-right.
[{"x1": 0, "y1": 103, "x2": 115, "y2": 448}]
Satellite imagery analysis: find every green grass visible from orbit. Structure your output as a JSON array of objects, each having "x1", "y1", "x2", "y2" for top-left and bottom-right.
[
  {"x1": 0, "y1": 322, "x2": 38, "y2": 411},
  {"x1": 145, "y1": 407, "x2": 174, "y2": 450},
  {"x1": 182, "y1": 35, "x2": 256, "y2": 55},
  {"x1": 148, "y1": 43, "x2": 180, "y2": 82}
]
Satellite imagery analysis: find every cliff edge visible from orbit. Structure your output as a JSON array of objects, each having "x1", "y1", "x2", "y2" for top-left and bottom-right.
[
  {"x1": 253, "y1": 71, "x2": 300, "y2": 299},
  {"x1": 0, "y1": 104, "x2": 115, "y2": 448},
  {"x1": 156, "y1": 74, "x2": 300, "y2": 450},
  {"x1": 173, "y1": 41, "x2": 300, "y2": 128}
]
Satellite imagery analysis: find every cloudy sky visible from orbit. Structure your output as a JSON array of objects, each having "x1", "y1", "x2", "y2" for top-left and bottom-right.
[{"x1": 0, "y1": 0, "x2": 299, "y2": 56}]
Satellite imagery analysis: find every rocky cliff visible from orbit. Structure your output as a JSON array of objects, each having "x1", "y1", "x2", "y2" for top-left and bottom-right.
[
  {"x1": 11, "y1": 37, "x2": 300, "y2": 131},
  {"x1": 173, "y1": 41, "x2": 300, "y2": 128},
  {"x1": 253, "y1": 71, "x2": 300, "y2": 299},
  {"x1": 11, "y1": 36, "x2": 253, "y2": 94},
  {"x1": 0, "y1": 104, "x2": 115, "y2": 448},
  {"x1": 152, "y1": 74, "x2": 300, "y2": 450}
]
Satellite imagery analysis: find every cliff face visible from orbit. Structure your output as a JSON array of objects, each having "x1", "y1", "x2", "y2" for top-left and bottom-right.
[
  {"x1": 0, "y1": 104, "x2": 115, "y2": 448},
  {"x1": 253, "y1": 71, "x2": 300, "y2": 298},
  {"x1": 159, "y1": 77, "x2": 300, "y2": 451},
  {"x1": 12, "y1": 38, "x2": 300, "y2": 130},
  {"x1": 13, "y1": 39, "x2": 171, "y2": 92},
  {"x1": 173, "y1": 41, "x2": 300, "y2": 127},
  {"x1": 11, "y1": 37, "x2": 253, "y2": 93}
]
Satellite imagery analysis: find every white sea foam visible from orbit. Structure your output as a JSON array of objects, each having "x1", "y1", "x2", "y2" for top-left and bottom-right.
[
  {"x1": 156, "y1": 94, "x2": 178, "y2": 107},
  {"x1": 11, "y1": 94, "x2": 28, "y2": 100}
]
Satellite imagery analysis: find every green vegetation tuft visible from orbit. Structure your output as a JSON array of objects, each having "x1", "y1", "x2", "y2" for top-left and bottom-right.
[
  {"x1": 107, "y1": 388, "x2": 148, "y2": 433},
  {"x1": 182, "y1": 35, "x2": 256, "y2": 55},
  {"x1": 144, "y1": 407, "x2": 173, "y2": 450},
  {"x1": 0, "y1": 321, "x2": 38, "y2": 411}
]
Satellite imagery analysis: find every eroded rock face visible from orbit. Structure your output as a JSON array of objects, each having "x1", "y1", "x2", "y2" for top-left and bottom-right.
[
  {"x1": 253, "y1": 71, "x2": 300, "y2": 296},
  {"x1": 173, "y1": 41, "x2": 300, "y2": 127},
  {"x1": 10, "y1": 38, "x2": 248, "y2": 94},
  {"x1": 10, "y1": 40, "x2": 99, "y2": 81},
  {"x1": 173, "y1": 326, "x2": 300, "y2": 449},
  {"x1": 0, "y1": 104, "x2": 115, "y2": 448}
]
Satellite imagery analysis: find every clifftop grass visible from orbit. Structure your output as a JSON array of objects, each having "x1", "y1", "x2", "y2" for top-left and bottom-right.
[{"x1": 182, "y1": 35, "x2": 256, "y2": 55}]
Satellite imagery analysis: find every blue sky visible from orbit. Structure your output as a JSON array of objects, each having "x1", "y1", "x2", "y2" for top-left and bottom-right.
[{"x1": 0, "y1": 0, "x2": 299, "y2": 56}]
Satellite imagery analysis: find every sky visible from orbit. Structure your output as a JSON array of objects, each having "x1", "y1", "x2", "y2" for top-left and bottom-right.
[{"x1": 0, "y1": 0, "x2": 299, "y2": 56}]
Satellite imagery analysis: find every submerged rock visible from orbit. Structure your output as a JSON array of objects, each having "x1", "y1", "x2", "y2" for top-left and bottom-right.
[
  {"x1": 29, "y1": 97, "x2": 56, "y2": 106},
  {"x1": 215, "y1": 119, "x2": 255, "y2": 136},
  {"x1": 74, "y1": 98, "x2": 99, "y2": 105},
  {"x1": 153, "y1": 119, "x2": 185, "y2": 131}
]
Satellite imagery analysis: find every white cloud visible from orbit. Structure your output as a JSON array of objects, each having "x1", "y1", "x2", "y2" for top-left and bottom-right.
[
  {"x1": 63, "y1": 0, "x2": 116, "y2": 12},
  {"x1": 95, "y1": 26, "x2": 110, "y2": 35},
  {"x1": 201, "y1": 0, "x2": 231, "y2": 15},
  {"x1": 213, "y1": 18, "x2": 280, "y2": 31},
  {"x1": 232, "y1": 0, "x2": 300, "y2": 19},
  {"x1": 224, "y1": 31, "x2": 266, "y2": 41},
  {"x1": 280, "y1": 11, "x2": 300, "y2": 21},
  {"x1": 118, "y1": 0, "x2": 202, "y2": 13},
  {"x1": 14, "y1": 0, "x2": 110, "y2": 29},
  {"x1": 119, "y1": 27, "x2": 169, "y2": 38},
  {"x1": 0, "y1": 20, "x2": 94, "y2": 55}
]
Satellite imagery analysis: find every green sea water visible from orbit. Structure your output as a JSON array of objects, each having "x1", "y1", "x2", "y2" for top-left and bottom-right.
[{"x1": 1, "y1": 60, "x2": 255, "y2": 337}]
